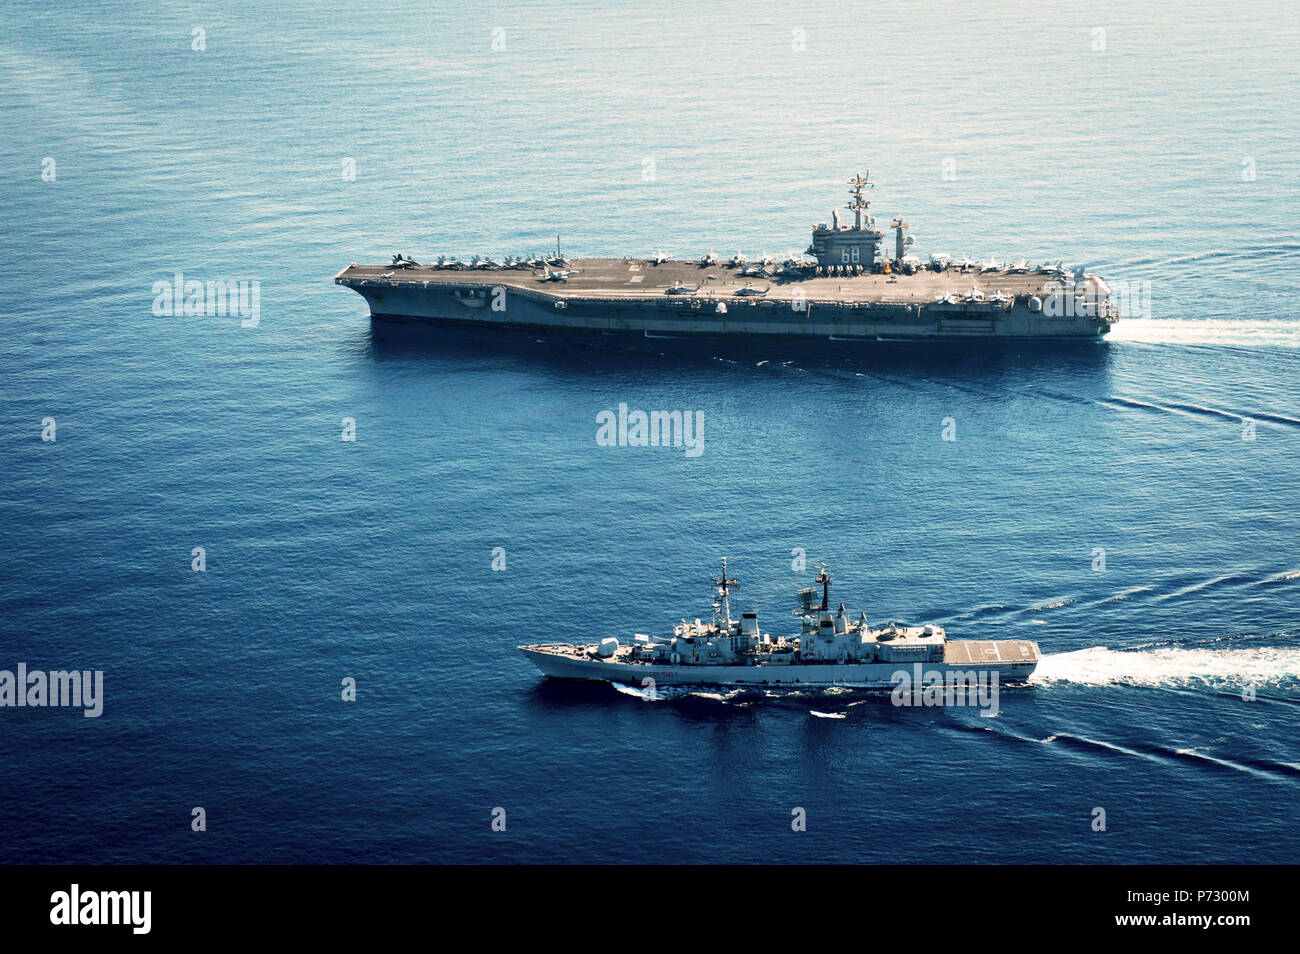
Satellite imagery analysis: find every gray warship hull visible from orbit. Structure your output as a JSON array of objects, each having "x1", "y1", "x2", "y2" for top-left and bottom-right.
[
  {"x1": 336, "y1": 258, "x2": 1114, "y2": 341},
  {"x1": 520, "y1": 640, "x2": 1039, "y2": 687},
  {"x1": 342, "y1": 170, "x2": 1117, "y2": 340}
]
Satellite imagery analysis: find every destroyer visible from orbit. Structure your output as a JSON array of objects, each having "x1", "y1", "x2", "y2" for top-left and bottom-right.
[
  {"x1": 336, "y1": 170, "x2": 1116, "y2": 341},
  {"x1": 519, "y1": 561, "x2": 1039, "y2": 688}
]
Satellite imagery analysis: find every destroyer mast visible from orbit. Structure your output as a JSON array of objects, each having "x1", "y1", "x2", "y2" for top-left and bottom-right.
[
  {"x1": 711, "y1": 557, "x2": 740, "y2": 629},
  {"x1": 814, "y1": 562, "x2": 832, "y2": 611}
]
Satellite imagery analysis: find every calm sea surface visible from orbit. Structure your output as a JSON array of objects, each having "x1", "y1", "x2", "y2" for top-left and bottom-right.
[{"x1": 2, "y1": 0, "x2": 1298, "y2": 863}]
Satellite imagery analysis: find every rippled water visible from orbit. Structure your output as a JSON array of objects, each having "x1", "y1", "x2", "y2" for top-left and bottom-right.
[{"x1": 1, "y1": 0, "x2": 1298, "y2": 863}]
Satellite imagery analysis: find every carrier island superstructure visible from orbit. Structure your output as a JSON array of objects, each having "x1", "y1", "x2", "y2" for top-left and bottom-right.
[
  {"x1": 335, "y1": 170, "x2": 1117, "y2": 341},
  {"x1": 519, "y1": 561, "x2": 1040, "y2": 688}
]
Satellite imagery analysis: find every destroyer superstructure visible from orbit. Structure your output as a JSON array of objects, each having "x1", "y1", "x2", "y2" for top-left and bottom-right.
[
  {"x1": 519, "y1": 561, "x2": 1039, "y2": 688},
  {"x1": 336, "y1": 170, "x2": 1117, "y2": 341}
]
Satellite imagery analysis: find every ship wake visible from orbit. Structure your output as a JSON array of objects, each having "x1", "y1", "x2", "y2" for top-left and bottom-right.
[
  {"x1": 1031, "y1": 646, "x2": 1300, "y2": 689},
  {"x1": 610, "y1": 682, "x2": 748, "y2": 704},
  {"x1": 1107, "y1": 317, "x2": 1300, "y2": 348}
]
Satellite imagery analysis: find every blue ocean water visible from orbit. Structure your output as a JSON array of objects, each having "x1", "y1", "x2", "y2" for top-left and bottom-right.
[{"x1": 2, "y1": 0, "x2": 1299, "y2": 863}]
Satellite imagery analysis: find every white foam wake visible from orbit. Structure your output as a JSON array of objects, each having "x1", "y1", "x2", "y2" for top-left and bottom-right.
[
  {"x1": 1107, "y1": 318, "x2": 1300, "y2": 348},
  {"x1": 610, "y1": 682, "x2": 744, "y2": 703},
  {"x1": 611, "y1": 682, "x2": 659, "y2": 701},
  {"x1": 1031, "y1": 646, "x2": 1300, "y2": 688}
]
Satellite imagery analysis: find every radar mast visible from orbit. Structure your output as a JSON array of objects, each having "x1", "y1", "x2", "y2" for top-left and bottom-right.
[
  {"x1": 814, "y1": 562, "x2": 833, "y2": 610},
  {"x1": 711, "y1": 557, "x2": 740, "y2": 628},
  {"x1": 846, "y1": 172, "x2": 873, "y2": 230}
]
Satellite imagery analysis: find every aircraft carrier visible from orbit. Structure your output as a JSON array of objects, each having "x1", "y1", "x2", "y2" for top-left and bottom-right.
[{"x1": 335, "y1": 171, "x2": 1117, "y2": 341}]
